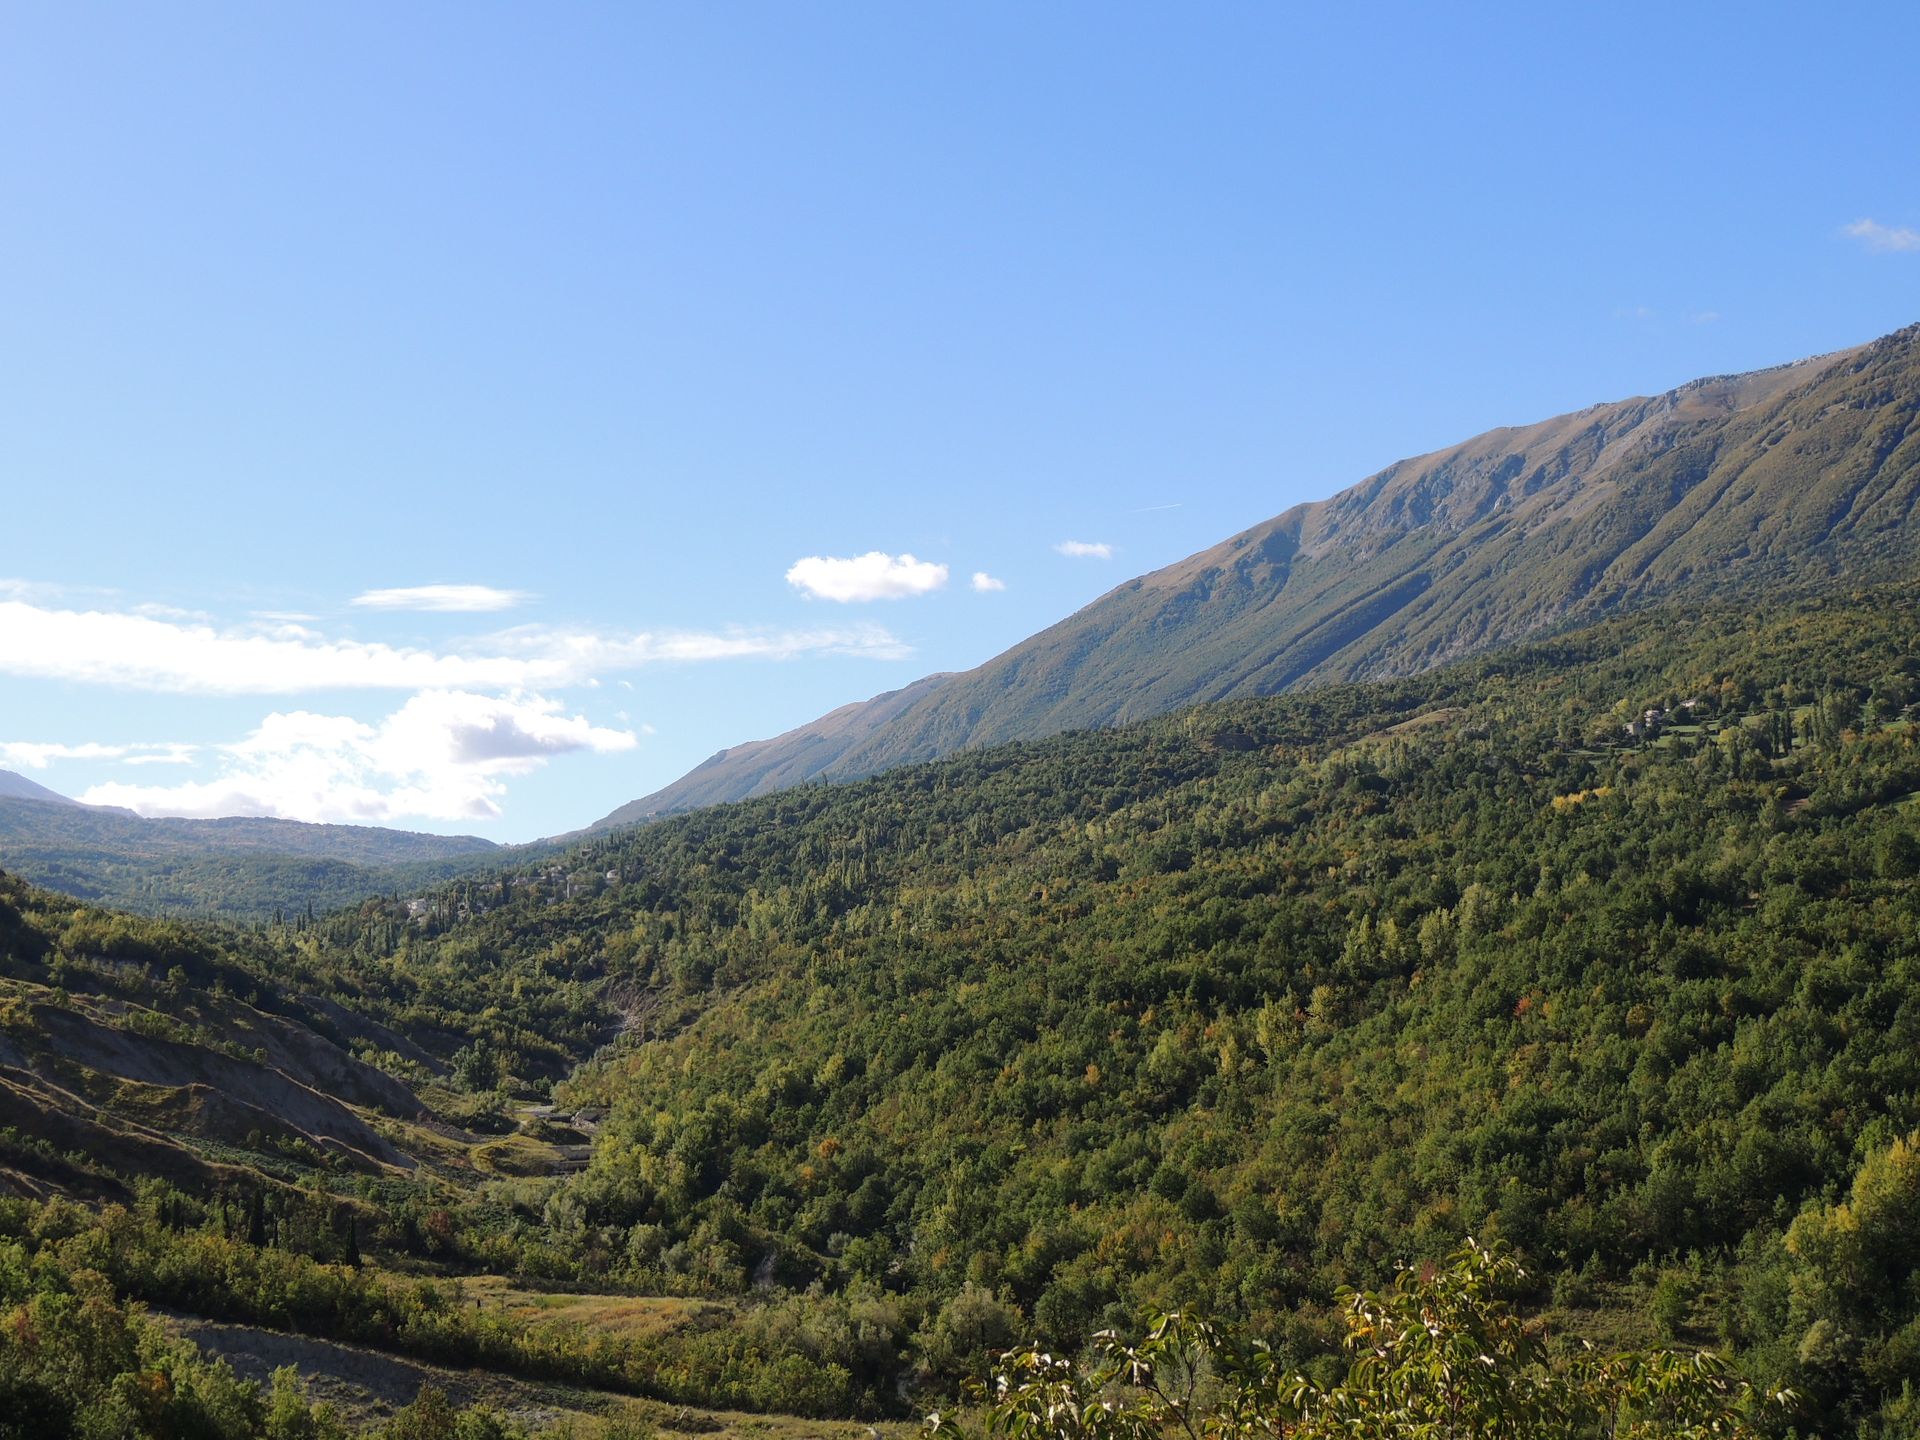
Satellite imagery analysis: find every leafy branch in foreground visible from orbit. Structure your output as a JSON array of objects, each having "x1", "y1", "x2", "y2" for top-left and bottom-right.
[{"x1": 931, "y1": 1242, "x2": 1794, "y2": 1439}]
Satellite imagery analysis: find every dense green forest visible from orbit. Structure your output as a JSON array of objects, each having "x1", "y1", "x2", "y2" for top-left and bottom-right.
[{"x1": 6, "y1": 583, "x2": 1920, "y2": 1434}]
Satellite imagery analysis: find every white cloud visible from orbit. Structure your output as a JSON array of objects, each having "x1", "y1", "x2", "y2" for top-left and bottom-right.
[
  {"x1": 1842, "y1": 218, "x2": 1920, "y2": 254},
  {"x1": 0, "y1": 740, "x2": 199, "y2": 771},
  {"x1": 123, "y1": 745, "x2": 199, "y2": 766},
  {"x1": 0, "y1": 599, "x2": 907, "y2": 695},
  {"x1": 1054, "y1": 540, "x2": 1114, "y2": 559},
  {"x1": 2, "y1": 741, "x2": 137, "y2": 770},
  {"x1": 786, "y1": 552, "x2": 949, "y2": 603},
  {"x1": 970, "y1": 571, "x2": 1007, "y2": 592},
  {"x1": 81, "y1": 691, "x2": 636, "y2": 824},
  {"x1": 351, "y1": 583, "x2": 531, "y2": 612}
]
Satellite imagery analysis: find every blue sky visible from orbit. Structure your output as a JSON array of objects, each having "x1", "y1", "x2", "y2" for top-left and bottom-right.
[{"x1": 2, "y1": 3, "x2": 1917, "y2": 840}]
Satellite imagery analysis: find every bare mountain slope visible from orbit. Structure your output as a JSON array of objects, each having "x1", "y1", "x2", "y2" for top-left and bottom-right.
[
  {"x1": 594, "y1": 323, "x2": 1920, "y2": 825},
  {"x1": 0, "y1": 769, "x2": 80, "y2": 807},
  {"x1": 595, "y1": 672, "x2": 952, "y2": 827}
]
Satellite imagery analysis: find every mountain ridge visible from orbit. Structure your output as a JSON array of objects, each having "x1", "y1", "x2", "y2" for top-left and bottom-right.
[
  {"x1": 0, "y1": 767, "x2": 84, "y2": 808},
  {"x1": 592, "y1": 672, "x2": 952, "y2": 830},
  {"x1": 594, "y1": 324, "x2": 1918, "y2": 827},
  {"x1": 0, "y1": 790, "x2": 504, "y2": 919}
]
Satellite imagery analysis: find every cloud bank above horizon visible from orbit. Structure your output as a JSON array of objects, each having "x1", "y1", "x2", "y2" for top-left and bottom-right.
[
  {"x1": 0, "y1": 589, "x2": 913, "y2": 826},
  {"x1": 80, "y1": 690, "x2": 637, "y2": 824},
  {"x1": 0, "y1": 598, "x2": 907, "y2": 695}
]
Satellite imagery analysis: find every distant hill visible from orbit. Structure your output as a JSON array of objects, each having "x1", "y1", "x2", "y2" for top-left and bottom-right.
[
  {"x1": 0, "y1": 790, "x2": 502, "y2": 920},
  {"x1": 0, "y1": 768, "x2": 82, "y2": 807},
  {"x1": 594, "y1": 321, "x2": 1920, "y2": 826}
]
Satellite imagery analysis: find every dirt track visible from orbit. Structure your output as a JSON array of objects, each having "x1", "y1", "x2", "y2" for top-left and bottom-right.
[
  {"x1": 162, "y1": 1313, "x2": 581, "y2": 1426},
  {"x1": 161, "y1": 1313, "x2": 914, "y2": 1438}
]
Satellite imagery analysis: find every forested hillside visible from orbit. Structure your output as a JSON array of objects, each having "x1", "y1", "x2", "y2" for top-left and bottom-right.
[
  {"x1": 515, "y1": 585, "x2": 1920, "y2": 1435},
  {"x1": 0, "y1": 795, "x2": 504, "y2": 920},
  {"x1": 7, "y1": 584, "x2": 1920, "y2": 1434},
  {"x1": 604, "y1": 320, "x2": 1920, "y2": 820}
]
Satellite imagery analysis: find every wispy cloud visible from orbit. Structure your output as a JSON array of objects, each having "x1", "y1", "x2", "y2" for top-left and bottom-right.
[
  {"x1": 786, "y1": 552, "x2": 949, "y2": 602},
  {"x1": 6, "y1": 741, "x2": 133, "y2": 770},
  {"x1": 81, "y1": 690, "x2": 637, "y2": 824},
  {"x1": 1128, "y1": 503, "x2": 1183, "y2": 514},
  {"x1": 351, "y1": 584, "x2": 531, "y2": 612},
  {"x1": 123, "y1": 745, "x2": 200, "y2": 766},
  {"x1": 0, "y1": 739, "x2": 198, "y2": 770},
  {"x1": 2, "y1": 740, "x2": 115, "y2": 769},
  {"x1": 1842, "y1": 218, "x2": 1920, "y2": 254},
  {"x1": 0, "y1": 577, "x2": 69, "y2": 603},
  {"x1": 970, "y1": 571, "x2": 1007, "y2": 592},
  {"x1": 0, "y1": 598, "x2": 907, "y2": 695},
  {"x1": 1054, "y1": 540, "x2": 1114, "y2": 559}
]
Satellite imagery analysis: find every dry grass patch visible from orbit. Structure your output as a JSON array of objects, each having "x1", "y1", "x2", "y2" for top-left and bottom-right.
[
  {"x1": 472, "y1": 1133, "x2": 567, "y2": 1176},
  {"x1": 460, "y1": 1275, "x2": 729, "y2": 1344}
]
